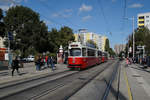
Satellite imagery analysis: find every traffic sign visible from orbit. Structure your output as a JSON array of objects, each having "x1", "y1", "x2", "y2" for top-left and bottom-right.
[
  {"x1": 129, "y1": 47, "x2": 132, "y2": 52},
  {"x1": 8, "y1": 32, "x2": 13, "y2": 40},
  {"x1": 137, "y1": 46, "x2": 144, "y2": 49}
]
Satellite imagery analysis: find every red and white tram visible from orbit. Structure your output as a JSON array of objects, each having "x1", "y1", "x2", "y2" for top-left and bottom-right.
[
  {"x1": 68, "y1": 42, "x2": 105, "y2": 70},
  {"x1": 101, "y1": 52, "x2": 108, "y2": 63}
]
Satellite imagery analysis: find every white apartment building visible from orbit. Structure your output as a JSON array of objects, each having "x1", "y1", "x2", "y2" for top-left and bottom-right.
[
  {"x1": 138, "y1": 12, "x2": 150, "y2": 29},
  {"x1": 74, "y1": 30, "x2": 103, "y2": 51},
  {"x1": 0, "y1": 37, "x2": 5, "y2": 48}
]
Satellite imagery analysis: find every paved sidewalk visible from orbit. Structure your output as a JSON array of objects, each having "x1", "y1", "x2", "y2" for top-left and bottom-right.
[
  {"x1": 0, "y1": 63, "x2": 68, "y2": 85},
  {"x1": 119, "y1": 60, "x2": 150, "y2": 100}
]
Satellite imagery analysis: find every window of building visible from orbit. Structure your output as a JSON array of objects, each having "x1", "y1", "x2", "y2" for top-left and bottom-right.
[
  {"x1": 139, "y1": 16, "x2": 144, "y2": 19},
  {"x1": 146, "y1": 20, "x2": 149, "y2": 22},
  {"x1": 139, "y1": 21, "x2": 144, "y2": 23},
  {"x1": 139, "y1": 26, "x2": 144, "y2": 28},
  {"x1": 146, "y1": 16, "x2": 149, "y2": 18},
  {"x1": 98, "y1": 51, "x2": 102, "y2": 56}
]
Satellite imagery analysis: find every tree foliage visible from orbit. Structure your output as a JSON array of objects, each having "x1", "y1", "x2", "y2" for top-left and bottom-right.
[
  {"x1": 2, "y1": 6, "x2": 75, "y2": 57},
  {"x1": 48, "y1": 26, "x2": 75, "y2": 53},
  {"x1": 109, "y1": 48, "x2": 116, "y2": 56},
  {"x1": 4, "y1": 6, "x2": 48, "y2": 57},
  {"x1": 127, "y1": 27, "x2": 150, "y2": 56},
  {"x1": 0, "y1": 8, "x2": 3, "y2": 20},
  {"x1": 104, "y1": 38, "x2": 115, "y2": 56},
  {"x1": 105, "y1": 38, "x2": 110, "y2": 52},
  {"x1": 0, "y1": 8, "x2": 5, "y2": 37}
]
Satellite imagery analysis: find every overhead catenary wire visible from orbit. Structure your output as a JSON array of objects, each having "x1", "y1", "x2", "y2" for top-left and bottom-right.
[
  {"x1": 40, "y1": 14, "x2": 64, "y2": 27},
  {"x1": 9, "y1": 0, "x2": 64, "y2": 28},
  {"x1": 96, "y1": 0, "x2": 112, "y2": 35},
  {"x1": 37, "y1": 0, "x2": 81, "y2": 29},
  {"x1": 120, "y1": 0, "x2": 127, "y2": 31}
]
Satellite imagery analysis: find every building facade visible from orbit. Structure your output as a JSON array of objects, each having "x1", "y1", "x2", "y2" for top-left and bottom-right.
[
  {"x1": 74, "y1": 31, "x2": 104, "y2": 51},
  {"x1": 0, "y1": 37, "x2": 5, "y2": 48},
  {"x1": 114, "y1": 44, "x2": 126, "y2": 55},
  {"x1": 101, "y1": 36, "x2": 107, "y2": 52},
  {"x1": 138, "y1": 12, "x2": 150, "y2": 29}
]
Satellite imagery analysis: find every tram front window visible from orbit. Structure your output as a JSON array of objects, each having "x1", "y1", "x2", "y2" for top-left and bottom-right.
[{"x1": 69, "y1": 48, "x2": 81, "y2": 56}]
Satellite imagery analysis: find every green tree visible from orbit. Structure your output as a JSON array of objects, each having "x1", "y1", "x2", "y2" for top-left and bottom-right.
[
  {"x1": 119, "y1": 51, "x2": 125, "y2": 57},
  {"x1": 48, "y1": 26, "x2": 75, "y2": 53},
  {"x1": 127, "y1": 27, "x2": 150, "y2": 56},
  {"x1": 109, "y1": 48, "x2": 116, "y2": 56},
  {"x1": 0, "y1": 8, "x2": 2, "y2": 19},
  {"x1": 48, "y1": 28, "x2": 60, "y2": 53},
  {"x1": 59, "y1": 26, "x2": 75, "y2": 47},
  {"x1": 32, "y1": 21, "x2": 49, "y2": 53},
  {"x1": 105, "y1": 38, "x2": 110, "y2": 52},
  {"x1": 0, "y1": 8, "x2": 5, "y2": 37},
  {"x1": 4, "y1": 6, "x2": 48, "y2": 57}
]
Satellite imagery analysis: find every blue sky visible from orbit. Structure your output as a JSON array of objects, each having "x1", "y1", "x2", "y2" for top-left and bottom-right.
[{"x1": 0, "y1": 0, "x2": 150, "y2": 48}]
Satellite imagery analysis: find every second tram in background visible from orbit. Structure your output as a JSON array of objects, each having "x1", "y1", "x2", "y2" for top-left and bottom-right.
[{"x1": 68, "y1": 42, "x2": 108, "y2": 70}]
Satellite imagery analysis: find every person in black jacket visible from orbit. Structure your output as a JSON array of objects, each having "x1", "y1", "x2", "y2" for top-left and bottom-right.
[
  {"x1": 12, "y1": 56, "x2": 20, "y2": 76},
  {"x1": 35, "y1": 55, "x2": 41, "y2": 71}
]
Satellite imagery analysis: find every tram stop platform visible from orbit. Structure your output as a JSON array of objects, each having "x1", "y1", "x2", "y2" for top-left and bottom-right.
[
  {"x1": 0, "y1": 63, "x2": 68, "y2": 85},
  {"x1": 119, "y1": 61, "x2": 150, "y2": 100}
]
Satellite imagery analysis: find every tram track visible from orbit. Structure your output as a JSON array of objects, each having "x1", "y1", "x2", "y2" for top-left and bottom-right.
[
  {"x1": 0, "y1": 72, "x2": 8, "y2": 76},
  {"x1": 0, "y1": 60, "x2": 115, "y2": 100},
  {"x1": 36, "y1": 60, "x2": 116, "y2": 100},
  {"x1": 0, "y1": 70, "x2": 78, "y2": 99},
  {"x1": 66, "y1": 60, "x2": 120, "y2": 100},
  {"x1": 64, "y1": 61, "x2": 117, "y2": 100},
  {"x1": 0, "y1": 70, "x2": 70, "y2": 88},
  {"x1": 102, "y1": 60, "x2": 120, "y2": 100}
]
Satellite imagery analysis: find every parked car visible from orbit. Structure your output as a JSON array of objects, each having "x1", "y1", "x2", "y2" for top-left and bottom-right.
[{"x1": 26, "y1": 56, "x2": 34, "y2": 62}]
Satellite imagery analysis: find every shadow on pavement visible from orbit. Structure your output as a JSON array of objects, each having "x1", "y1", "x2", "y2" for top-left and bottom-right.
[
  {"x1": 19, "y1": 72, "x2": 28, "y2": 76},
  {"x1": 130, "y1": 65, "x2": 150, "y2": 74},
  {"x1": 103, "y1": 78, "x2": 127, "y2": 100}
]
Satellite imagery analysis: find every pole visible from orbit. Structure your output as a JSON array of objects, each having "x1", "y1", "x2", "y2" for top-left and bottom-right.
[
  {"x1": 143, "y1": 46, "x2": 145, "y2": 58},
  {"x1": 132, "y1": 16, "x2": 135, "y2": 58},
  {"x1": 8, "y1": 32, "x2": 12, "y2": 76}
]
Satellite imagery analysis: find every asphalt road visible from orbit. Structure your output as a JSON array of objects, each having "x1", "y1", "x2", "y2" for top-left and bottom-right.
[{"x1": 0, "y1": 60, "x2": 120, "y2": 100}]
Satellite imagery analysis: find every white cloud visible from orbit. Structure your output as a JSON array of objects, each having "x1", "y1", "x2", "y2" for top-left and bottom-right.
[
  {"x1": 112, "y1": 0, "x2": 116, "y2": 2},
  {"x1": 52, "y1": 13, "x2": 60, "y2": 17},
  {"x1": 0, "y1": 0, "x2": 26, "y2": 4},
  {"x1": 129, "y1": 3, "x2": 143, "y2": 8},
  {"x1": 79, "y1": 4, "x2": 92, "y2": 12},
  {"x1": 0, "y1": 0, "x2": 27, "y2": 11},
  {"x1": 64, "y1": 9, "x2": 72, "y2": 13},
  {"x1": 0, "y1": 5, "x2": 10, "y2": 11},
  {"x1": 52, "y1": 9, "x2": 73, "y2": 18},
  {"x1": 44, "y1": 20, "x2": 52, "y2": 25},
  {"x1": 82, "y1": 15, "x2": 92, "y2": 21}
]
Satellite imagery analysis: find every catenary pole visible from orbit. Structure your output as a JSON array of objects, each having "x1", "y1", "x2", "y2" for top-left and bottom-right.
[{"x1": 132, "y1": 16, "x2": 135, "y2": 58}]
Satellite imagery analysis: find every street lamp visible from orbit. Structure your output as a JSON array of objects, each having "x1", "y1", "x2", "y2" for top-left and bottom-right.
[{"x1": 124, "y1": 16, "x2": 135, "y2": 58}]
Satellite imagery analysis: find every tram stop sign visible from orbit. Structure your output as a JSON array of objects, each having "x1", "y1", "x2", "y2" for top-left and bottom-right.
[
  {"x1": 129, "y1": 47, "x2": 132, "y2": 53},
  {"x1": 137, "y1": 46, "x2": 144, "y2": 50}
]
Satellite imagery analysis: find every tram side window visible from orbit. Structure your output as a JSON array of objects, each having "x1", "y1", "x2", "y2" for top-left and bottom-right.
[
  {"x1": 82, "y1": 48, "x2": 86, "y2": 56},
  {"x1": 70, "y1": 48, "x2": 81, "y2": 56},
  {"x1": 102, "y1": 53, "x2": 105, "y2": 56},
  {"x1": 87, "y1": 49, "x2": 95, "y2": 56},
  {"x1": 98, "y1": 51, "x2": 102, "y2": 56}
]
